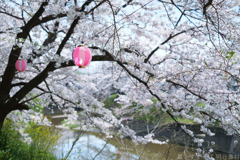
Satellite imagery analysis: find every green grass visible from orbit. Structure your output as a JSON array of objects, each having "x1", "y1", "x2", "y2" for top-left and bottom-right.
[
  {"x1": 61, "y1": 120, "x2": 79, "y2": 129},
  {"x1": 161, "y1": 115, "x2": 196, "y2": 125}
]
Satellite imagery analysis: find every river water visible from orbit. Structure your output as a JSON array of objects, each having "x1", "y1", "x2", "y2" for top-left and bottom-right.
[
  {"x1": 54, "y1": 129, "x2": 201, "y2": 160},
  {"x1": 49, "y1": 114, "x2": 202, "y2": 160},
  {"x1": 48, "y1": 114, "x2": 238, "y2": 160}
]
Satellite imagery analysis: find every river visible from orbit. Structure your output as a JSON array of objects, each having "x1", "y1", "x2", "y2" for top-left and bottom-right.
[
  {"x1": 54, "y1": 129, "x2": 200, "y2": 160},
  {"x1": 48, "y1": 114, "x2": 239, "y2": 160}
]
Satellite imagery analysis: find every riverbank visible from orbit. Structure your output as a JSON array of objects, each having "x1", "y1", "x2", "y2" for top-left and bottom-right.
[
  {"x1": 48, "y1": 113, "x2": 240, "y2": 159},
  {"x1": 127, "y1": 121, "x2": 240, "y2": 156}
]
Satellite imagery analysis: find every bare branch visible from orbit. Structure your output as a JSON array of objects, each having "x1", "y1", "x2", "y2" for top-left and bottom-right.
[
  {"x1": 93, "y1": 131, "x2": 118, "y2": 160},
  {"x1": 0, "y1": 11, "x2": 24, "y2": 20}
]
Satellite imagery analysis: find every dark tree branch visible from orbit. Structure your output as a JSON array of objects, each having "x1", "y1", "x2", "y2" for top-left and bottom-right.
[
  {"x1": 115, "y1": 0, "x2": 133, "y2": 15},
  {"x1": 0, "y1": 27, "x2": 14, "y2": 34},
  {"x1": 5, "y1": 53, "x2": 114, "y2": 113},
  {"x1": 93, "y1": 131, "x2": 118, "y2": 159},
  {"x1": 56, "y1": 17, "x2": 80, "y2": 56},
  {"x1": 90, "y1": 46, "x2": 149, "y2": 85},
  {"x1": 16, "y1": 103, "x2": 29, "y2": 111},
  {"x1": 2, "y1": 0, "x2": 107, "y2": 112},
  {"x1": 0, "y1": 11, "x2": 24, "y2": 20},
  {"x1": 27, "y1": 21, "x2": 59, "y2": 64},
  {"x1": 162, "y1": 2, "x2": 175, "y2": 27},
  {"x1": 85, "y1": 0, "x2": 108, "y2": 15},
  {"x1": 203, "y1": 0, "x2": 213, "y2": 15},
  {"x1": 56, "y1": 0, "x2": 108, "y2": 56},
  {"x1": 88, "y1": 46, "x2": 211, "y2": 146},
  {"x1": 175, "y1": 10, "x2": 185, "y2": 28},
  {"x1": 170, "y1": 0, "x2": 204, "y2": 34},
  {"x1": 0, "y1": 2, "x2": 49, "y2": 106},
  {"x1": 36, "y1": 13, "x2": 67, "y2": 26},
  {"x1": 166, "y1": 80, "x2": 207, "y2": 101},
  {"x1": 11, "y1": 82, "x2": 27, "y2": 87},
  {"x1": 20, "y1": 92, "x2": 49, "y2": 104},
  {"x1": 64, "y1": 126, "x2": 85, "y2": 160},
  {"x1": 4, "y1": 62, "x2": 55, "y2": 113},
  {"x1": 144, "y1": 26, "x2": 203, "y2": 63},
  {"x1": 33, "y1": 0, "x2": 96, "y2": 26},
  {"x1": 0, "y1": 75, "x2": 24, "y2": 80}
]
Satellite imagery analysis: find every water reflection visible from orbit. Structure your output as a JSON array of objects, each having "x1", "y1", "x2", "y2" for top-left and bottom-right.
[
  {"x1": 54, "y1": 129, "x2": 200, "y2": 160},
  {"x1": 50, "y1": 114, "x2": 235, "y2": 159},
  {"x1": 55, "y1": 130, "x2": 137, "y2": 160}
]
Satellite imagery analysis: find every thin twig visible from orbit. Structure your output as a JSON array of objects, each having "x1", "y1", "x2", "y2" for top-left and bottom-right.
[{"x1": 93, "y1": 131, "x2": 118, "y2": 160}]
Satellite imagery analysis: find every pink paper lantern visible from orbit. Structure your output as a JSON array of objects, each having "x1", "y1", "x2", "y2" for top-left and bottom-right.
[
  {"x1": 15, "y1": 59, "x2": 27, "y2": 72},
  {"x1": 72, "y1": 45, "x2": 92, "y2": 68}
]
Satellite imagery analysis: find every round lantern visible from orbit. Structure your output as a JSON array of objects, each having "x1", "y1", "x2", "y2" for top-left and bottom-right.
[
  {"x1": 15, "y1": 59, "x2": 27, "y2": 72},
  {"x1": 72, "y1": 45, "x2": 92, "y2": 68}
]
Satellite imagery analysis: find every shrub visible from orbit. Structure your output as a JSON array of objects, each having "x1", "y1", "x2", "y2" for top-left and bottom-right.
[{"x1": 0, "y1": 119, "x2": 60, "y2": 160}]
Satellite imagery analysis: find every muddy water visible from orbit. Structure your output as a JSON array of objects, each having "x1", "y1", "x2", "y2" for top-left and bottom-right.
[
  {"x1": 49, "y1": 114, "x2": 240, "y2": 160},
  {"x1": 49, "y1": 115, "x2": 202, "y2": 160},
  {"x1": 54, "y1": 129, "x2": 200, "y2": 160}
]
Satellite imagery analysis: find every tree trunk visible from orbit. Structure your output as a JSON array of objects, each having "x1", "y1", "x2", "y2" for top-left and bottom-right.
[{"x1": 0, "y1": 113, "x2": 7, "y2": 133}]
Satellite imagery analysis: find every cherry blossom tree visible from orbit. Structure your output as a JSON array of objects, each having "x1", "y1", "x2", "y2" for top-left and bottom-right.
[{"x1": 0, "y1": 0, "x2": 240, "y2": 158}]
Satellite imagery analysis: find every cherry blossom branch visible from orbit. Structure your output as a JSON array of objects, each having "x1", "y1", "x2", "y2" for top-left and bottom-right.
[
  {"x1": 170, "y1": 0, "x2": 204, "y2": 34},
  {"x1": 166, "y1": 80, "x2": 207, "y2": 101},
  {"x1": 20, "y1": 92, "x2": 50, "y2": 104},
  {"x1": 203, "y1": 0, "x2": 213, "y2": 15},
  {"x1": 107, "y1": 0, "x2": 122, "y2": 58},
  {"x1": 55, "y1": 17, "x2": 80, "y2": 56},
  {"x1": 88, "y1": 0, "x2": 154, "y2": 39},
  {"x1": 200, "y1": 111, "x2": 240, "y2": 136},
  {"x1": 34, "y1": 0, "x2": 96, "y2": 26},
  {"x1": 114, "y1": 0, "x2": 134, "y2": 15},
  {"x1": 175, "y1": 10, "x2": 185, "y2": 28},
  {"x1": 27, "y1": 22, "x2": 60, "y2": 64},
  {"x1": 85, "y1": 0, "x2": 108, "y2": 15},
  {"x1": 144, "y1": 26, "x2": 203, "y2": 63},
  {"x1": 162, "y1": 2, "x2": 175, "y2": 27},
  {"x1": 0, "y1": 27, "x2": 14, "y2": 34},
  {"x1": 101, "y1": 52, "x2": 207, "y2": 151},
  {"x1": 96, "y1": 49, "x2": 183, "y2": 126},
  {"x1": 56, "y1": 0, "x2": 108, "y2": 57},
  {"x1": 0, "y1": 11, "x2": 24, "y2": 20},
  {"x1": 0, "y1": 1, "x2": 49, "y2": 106},
  {"x1": 103, "y1": 26, "x2": 124, "y2": 48},
  {"x1": 2, "y1": 1, "x2": 112, "y2": 110}
]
